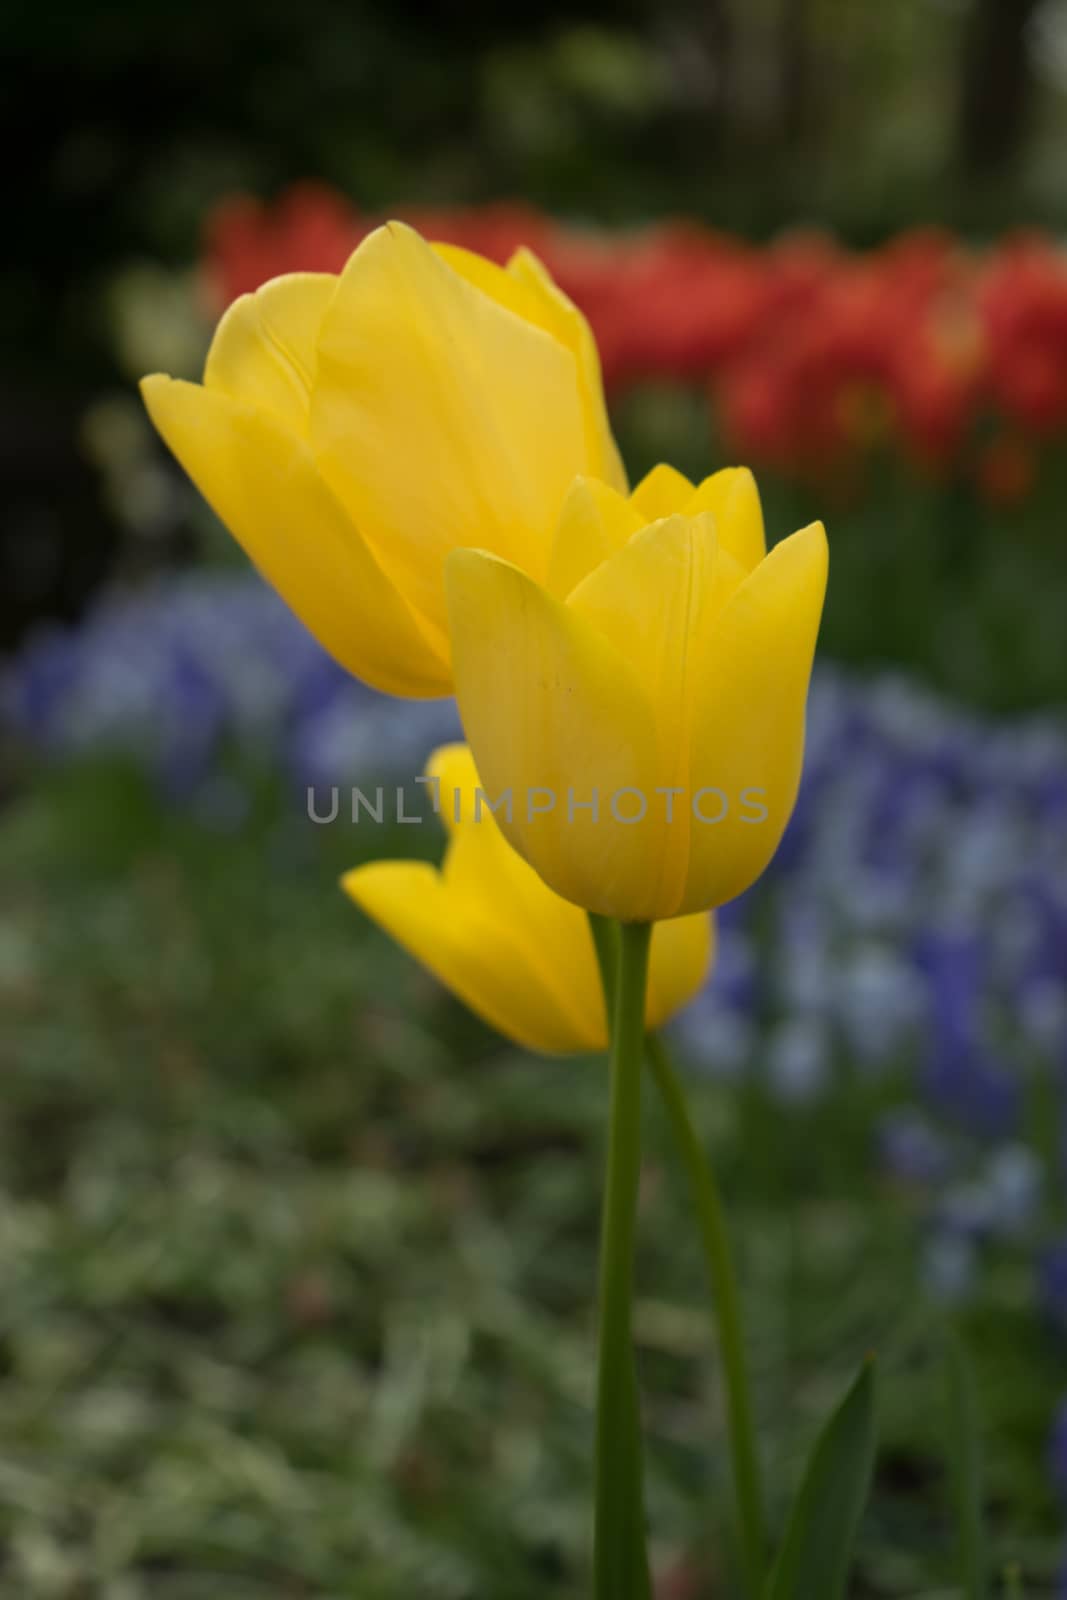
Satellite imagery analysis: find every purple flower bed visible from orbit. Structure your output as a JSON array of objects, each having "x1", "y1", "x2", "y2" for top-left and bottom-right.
[{"x1": 2, "y1": 573, "x2": 462, "y2": 810}]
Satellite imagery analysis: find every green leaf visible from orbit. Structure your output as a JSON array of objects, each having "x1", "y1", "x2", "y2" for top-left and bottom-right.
[
  {"x1": 1002, "y1": 1563, "x2": 1024, "y2": 1600},
  {"x1": 764, "y1": 1357, "x2": 878, "y2": 1600},
  {"x1": 944, "y1": 1327, "x2": 988, "y2": 1600}
]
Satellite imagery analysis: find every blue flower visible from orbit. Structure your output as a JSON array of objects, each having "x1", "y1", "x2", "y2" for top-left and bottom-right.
[{"x1": 878, "y1": 1110, "x2": 950, "y2": 1187}]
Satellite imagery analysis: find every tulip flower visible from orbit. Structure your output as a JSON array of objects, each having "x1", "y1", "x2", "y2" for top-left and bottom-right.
[
  {"x1": 342, "y1": 743, "x2": 712, "y2": 1054},
  {"x1": 445, "y1": 465, "x2": 827, "y2": 923},
  {"x1": 141, "y1": 222, "x2": 625, "y2": 698}
]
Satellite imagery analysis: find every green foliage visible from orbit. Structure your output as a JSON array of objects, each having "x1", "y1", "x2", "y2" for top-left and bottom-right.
[
  {"x1": 764, "y1": 1360, "x2": 877, "y2": 1600},
  {"x1": 0, "y1": 765, "x2": 1062, "y2": 1595}
]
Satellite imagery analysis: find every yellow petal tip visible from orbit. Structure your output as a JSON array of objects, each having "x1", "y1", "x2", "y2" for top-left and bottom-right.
[
  {"x1": 339, "y1": 866, "x2": 364, "y2": 901},
  {"x1": 139, "y1": 372, "x2": 173, "y2": 411},
  {"x1": 796, "y1": 518, "x2": 829, "y2": 561}
]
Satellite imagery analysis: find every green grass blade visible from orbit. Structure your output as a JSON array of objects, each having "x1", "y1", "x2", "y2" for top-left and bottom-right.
[{"x1": 764, "y1": 1357, "x2": 878, "y2": 1600}]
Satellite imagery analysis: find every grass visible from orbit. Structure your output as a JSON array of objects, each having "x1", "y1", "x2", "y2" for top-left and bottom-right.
[{"x1": 0, "y1": 760, "x2": 1062, "y2": 1597}]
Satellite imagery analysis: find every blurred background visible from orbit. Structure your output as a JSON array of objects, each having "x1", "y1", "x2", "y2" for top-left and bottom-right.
[{"x1": 3, "y1": 0, "x2": 1067, "y2": 1594}]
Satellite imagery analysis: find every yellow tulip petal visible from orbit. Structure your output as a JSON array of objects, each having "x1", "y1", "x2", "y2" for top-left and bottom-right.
[
  {"x1": 423, "y1": 740, "x2": 573, "y2": 844},
  {"x1": 348, "y1": 745, "x2": 713, "y2": 1048},
  {"x1": 568, "y1": 514, "x2": 746, "y2": 917},
  {"x1": 141, "y1": 375, "x2": 449, "y2": 697},
  {"x1": 430, "y1": 243, "x2": 545, "y2": 325},
  {"x1": 647, "y1": 912, "x2": 715, "y2": 1028},
  {"x1": 506, "y1": 246, "x2": 628, "y2": 493},
  {"x1": 425, "y1": 742, "x2": 481, "y2": 833},
  {"x1": 435, "y1": 239, "x2": 627, "y2": 495},
  {"x1": 568, "y1": 513, "x2": 727, "y2": 748},
  {"x1": 680, "y1": 521, "x2": 828, "y2": 913},
  {"x1": 683, "y1": 467, "x2": 766, "y2": 573},
  {"x1": 424, "y1": 739, "x2": 609, "y2": 1042},
  {"x1": 545, "y1": 475, "x2": 643, "y2": 600},
  {"x1": 445, "y1": 821, "x2": 606, "y2": 1044},
  {"x1": 203, "y1": 272, "x2": 337, "y2": 434},
  {"x1": 446, "y1": 548, "x2": 661, "y2": 921},
  {"x1": 438, "y1": 747, "x2": 609, "y2": 1038},
  {"x1": 342, "y1": 862, "x2": 597, "y2": 1053},
  {"x1": 425, "y1": 739, "x2": 709, "y2": 1038},
  {"x1": 629, "y1": 462, "x2": 695, "y2": 522},
  {"x1": 311, "y1": 223, "x2": 588, "y2": 639}
]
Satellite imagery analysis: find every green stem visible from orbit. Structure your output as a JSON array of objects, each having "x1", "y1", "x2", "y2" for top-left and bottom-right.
[
  {"x1": 588, "y1": 911, "x2": 619, "y2": 1017},
  {"x1": 594, "y1": 919, "x2": 654, "y2": 1600},
  {"x1": 645, "y1": 1033, "x2": 767, "y2": 1597},
  {"x1": 588, "y1": 913, "x2": 766, "y2": 1595}
]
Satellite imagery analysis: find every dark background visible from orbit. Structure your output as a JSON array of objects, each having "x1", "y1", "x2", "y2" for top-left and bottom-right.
[{"x1": 4, "y1": 0, "x2": 1067, "y2": 653}]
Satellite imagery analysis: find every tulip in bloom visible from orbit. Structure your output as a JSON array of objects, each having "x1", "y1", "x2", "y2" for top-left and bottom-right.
[
  {"x1": 141, "y1": 223, "x2": 624, "y2": 698},
  {"x1": 343, "y1": 744, "x2": 713, "y2": 1054},
  {"x1": 446, "y1": 466, "x2": 827, "y2": 923}
]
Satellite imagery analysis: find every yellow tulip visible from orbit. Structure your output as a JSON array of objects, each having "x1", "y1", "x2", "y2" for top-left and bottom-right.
[
  {"x1": 140, "y1": 223, "x2": 625, "y2": 699},
  {"x1": 342, "y1": 744, "x2": 713, "y2": 1054},
  {"x1": 445, "y1": 467, "x2": 827, "y2": 923}
]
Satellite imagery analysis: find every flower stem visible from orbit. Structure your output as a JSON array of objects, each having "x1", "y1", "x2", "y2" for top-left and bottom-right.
[
  {"x1": 594, "y1": 918, "x2": 654, "y2": 1600},
  {"x1": 588, "y1": 911, "x2": 619, "y2": 1019},
  {"x1": 645, "y1": 1032, "x2": 767, "y2": 1597},
  {"x1": 588, "y1": 915, "x2": 766, "y2": 1593}
]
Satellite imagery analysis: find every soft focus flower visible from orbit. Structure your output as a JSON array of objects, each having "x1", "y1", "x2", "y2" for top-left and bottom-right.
[
  {"x1": 981, "y1": 235, "x2": 1067, "y2": 435},
  {"x1": 923, "y1": 1229, "x2": 976, "y2": 1302},
  {"x1": 197, "y1": 189, "x2": 1067, "y2": 499},
  {"x1": 203, "y1": 183, "x2": 361, "y2": 305},
  {"x1": 878, "y1": 1110, "x2": 950, "y2": 1188},
  {"x1": 342, "y1": 744, "x2": 713, "y2": 1053},
  {"x1": 446, "y1": 464, "x2": 827, "y2": 922},
  {"x1": 142, "y1": 222, "x2": 624, "y2": 697},
  {"x1": 975, "y1": 433, "x2": 1036, "y2": 506}
]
